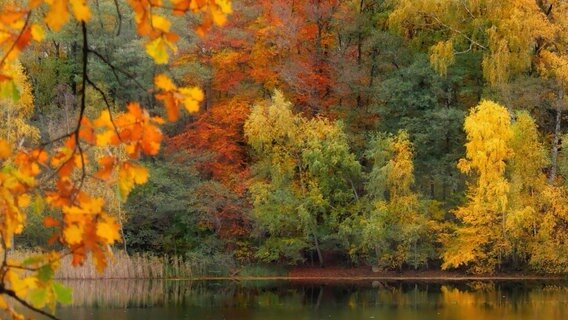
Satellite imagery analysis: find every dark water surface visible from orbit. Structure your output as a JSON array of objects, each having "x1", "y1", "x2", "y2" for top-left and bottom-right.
[{"x1": 43, "y1": 279, "x2": 568, "y2": 319}]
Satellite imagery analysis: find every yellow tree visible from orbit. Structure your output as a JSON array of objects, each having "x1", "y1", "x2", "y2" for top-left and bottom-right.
[
  {"x1": 536, "y1": 1, "x2": 568, "y2": 183},
  {"x1": 0, "y1": 61, "x2": 40, "y2": 145},
  {"x1": 442, "y1": 100, "x2": 512, "y2": 274},
  {"x1": 389, "y1": 0, "x2": 568, "y2": 183},
  {"x1": 507, "y1": 111, "x2": 548, "y2": 266},
  {"x1": 389, "y1": 0, "x2": 552, "y2": 83},
  {"x1": 530, "y1": 185, "x2": 568, "y2": 273},
  {"x1": 0, "y1": 0, "x2": 231, "y2": 319}
]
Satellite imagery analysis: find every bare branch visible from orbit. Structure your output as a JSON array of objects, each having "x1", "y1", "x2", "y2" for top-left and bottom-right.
[{"x1": 88, "y1": 48, "x2": 148, "y2": 92}]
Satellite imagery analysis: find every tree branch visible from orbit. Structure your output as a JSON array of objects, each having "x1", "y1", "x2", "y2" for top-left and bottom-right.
[{"x1": 0, "y1": 286, "x2": 61, "y2": 320}]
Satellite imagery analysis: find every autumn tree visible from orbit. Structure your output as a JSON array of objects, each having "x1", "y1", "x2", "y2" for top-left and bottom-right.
[
  {"x1": 389, "y1": 0, "x2": 568, "y2": 183},
  {"x1": 442, "y1": 100, "x2": 513, "y2": 274},
  {"x1": 0, "y1": 0, "x2": 231, "y2": 318},
  {"x1": 245, "y1": 91, "x2": 360, "y2": 265},
  {"x1": 356, "y1": 131, "x2": 436, "y2": 270},
  {"x1": 530, "y1": 184, "x2": 568, "y2": 272},
  {"x1": 0, "y1": 61, "x2": 40, "y2": 145},
  {"x1": 506, "y1": 111, "x2": 549, "y2": 266}
]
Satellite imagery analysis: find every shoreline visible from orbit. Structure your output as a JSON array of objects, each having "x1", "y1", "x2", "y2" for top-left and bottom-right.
[{"x1": 58, "y1": 275, "x2": 568, "y2": 281}]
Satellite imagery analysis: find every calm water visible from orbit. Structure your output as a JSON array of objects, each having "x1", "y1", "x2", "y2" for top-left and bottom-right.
[{"x1": 34, "y1": 279, "x2": 568, "y2": 319}]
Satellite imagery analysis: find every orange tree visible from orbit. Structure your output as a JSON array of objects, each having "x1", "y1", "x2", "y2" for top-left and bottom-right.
[{"x1": 0, "y1": 0, "x2": 231, "y2": 318}]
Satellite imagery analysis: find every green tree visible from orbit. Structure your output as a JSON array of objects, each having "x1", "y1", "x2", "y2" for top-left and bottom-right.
[
  {"x1": 359, "y1": 131, "x2": 436, "y2": 270},
  {"x1": 376, "y1": 56, "x2": 468, "y2": 202},
  {"x1": 245, "y1": 91, "x2": 360, "y2": 265}
]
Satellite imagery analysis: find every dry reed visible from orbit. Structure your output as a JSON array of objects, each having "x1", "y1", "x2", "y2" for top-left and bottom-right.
[{"x1": 9, "y1": 250, "x2": 197, "y2": 279}]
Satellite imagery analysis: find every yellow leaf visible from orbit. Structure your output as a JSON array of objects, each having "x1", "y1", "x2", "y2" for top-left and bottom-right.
[
  {"x1": 96, "y1": 216, "x2": 120, "y2": 244},
  {"x1": 63, "y1": 225, "x2": 82, "y2": 245},
  {"x1": 146, "y1": 37, "x2": 169, "y2": 64},
  {"x1": 132, "y1": 165, "x2": 149, "y2": 184},
  {"x1": 45, "y1": 0, "x2": 69, "y2": 31},
  {"x1": 154, "y1": 74, "x2": 177, "y2": 91},
  {"x1": 183, "y1": 86, "x2": 204, "y2": 100},
  {"x1": 118, "y1": 162, "x2": 149, "y2": 198},
  {"x1": 151, "y1": 15, "x2": 171, "y2": 32},
  {"x1": 93, "y1": 110, "x2": 113, "y2": 128},
  {"x1": 211, "y1": 7, "x2": 227, "y2": 26},
  {"x1": 30, "y1": 24, "x2": 45, "y2": 41},
  {"x1": 70, "y1": 0, "x2": 91, "y2": 21},
  {"x1": 6, "y1": 269, "x2": 28, "y2": 297},
  {"x1": 179, "y1": 87, "x2": 204, "y2": 113},
  {"x1": 96, "y1": 130, "x2": 117, "y2": 146},
  {"x1": 217, "y1": 0, "x2": 233, "y2": 14}
]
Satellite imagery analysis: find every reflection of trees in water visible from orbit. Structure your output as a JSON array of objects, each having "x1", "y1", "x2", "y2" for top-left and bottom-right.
[{"x1": 63, "y1": 279, "x2": 568, "y2": 319}]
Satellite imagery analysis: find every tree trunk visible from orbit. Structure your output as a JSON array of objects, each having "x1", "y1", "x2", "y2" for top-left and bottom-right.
[{"x1": 313, "y1": 233, "x2": 324, "y2": 267}]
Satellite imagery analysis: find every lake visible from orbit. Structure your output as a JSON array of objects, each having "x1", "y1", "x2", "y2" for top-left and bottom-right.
[{"x1": 36, "y1": 279, "x2": 568, "y2": 319}]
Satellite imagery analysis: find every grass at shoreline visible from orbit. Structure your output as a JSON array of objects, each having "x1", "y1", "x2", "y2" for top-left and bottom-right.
[
  {"x1": 8, "y1": 250, "x2": 567, "y2": 280},
  {"x1": 11, "y1": 250, "x2": 196, "y2": 279}
]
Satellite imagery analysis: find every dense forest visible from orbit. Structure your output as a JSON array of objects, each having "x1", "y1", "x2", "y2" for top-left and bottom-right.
[{"x1": 2, "y1": 0, "x2": 568, "y2": 296}]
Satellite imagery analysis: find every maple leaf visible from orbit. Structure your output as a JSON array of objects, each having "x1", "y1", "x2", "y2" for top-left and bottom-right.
[
  {"x1": 63, "y1": 225, "x2": 83, "y2": 245},
  {"x1": 96, "y1": 214, "x2": 120, "y2": 244},
  {"x1": 118, "y1": 162, "x2": 149, "y2": 198},
  {"x1": 179, "y1": 86, "x2": 204, "y2": 112},
  {"x1": 44, "y1": 0, "x2": 69, "y2": 31},
  {"x1": 146, "y1": 37, "x2": 170, "y2": 64},
  {"x1": 70, "y1": 0, "x2": 91, "y2": 21},
  {"x1": 154, "y1": 74, "x2": 204, "y2": 120},
  {"x1": 155, "y1": 74, "x2": 177, "y2": 91},
  {"x1": 30, "y1": 24, "x2": 44, "y2": 41}
]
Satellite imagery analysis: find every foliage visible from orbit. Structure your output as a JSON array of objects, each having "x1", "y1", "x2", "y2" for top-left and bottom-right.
[
  {"x1": 442, "y1": 100, "x2": 513, "y2": 274},
  {"x1": 357, "y1": 131, "x2": 437, "y2": 270},
  {"x1": 0, "y1": 61, "x2": 40, "y2": 145},
  {"x1": 376, "y1": 56, "x2": 466, "y2": 202},
  {"x1": 0, "y1": 0, "x2": 231, "y2": 318},
  {"x1": 507, "y1": 111, "x2": 548, "y2": 265},
  {"x1": 2, "y1": 3, "x2": 568, "y2": 318},
  {"x1": 389, "y1": 0, "x2": 553, "y2": 86},
  {"x1": 245, "y1": 91, "x2": 360, "y2": 265}
]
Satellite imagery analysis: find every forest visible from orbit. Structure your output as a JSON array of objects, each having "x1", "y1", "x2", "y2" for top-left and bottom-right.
[{"x1": 0, "y1": 0, "x2": 568, "y2": 317}]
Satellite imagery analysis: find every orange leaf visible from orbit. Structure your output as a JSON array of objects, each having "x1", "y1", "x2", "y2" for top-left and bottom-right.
[
  {"x1": 0, "y1": 139, "x2": 11, "y2": 159},
  {"x1": 43, "y1": 217, "x2": 60, "y2": 227},
  {"x1": 63, "y1": 225, "x2": 82, "y2": 245},
  {"x1": 95, "y1": 155, "x2": 115, "y2": 181},
  {"x1": 96, "y1": 215, "x2": 120, "y2": 244},
  {"x1": 154, "y1": 74, "x2": 177, "y2": 91},
  {"x1": 70, "y1": 0, "x2": 91, "y2": 21},
  {"x1": 45, "y1": 0, "x2": 69, "y2": 31}
]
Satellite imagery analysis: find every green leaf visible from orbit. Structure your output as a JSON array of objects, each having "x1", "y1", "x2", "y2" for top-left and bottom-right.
[
  {"x1": 22, "y1": 256, "x2": 43, "y2": 266},
  {"x1": 37, "y1": 265, "x2": 53, "y2": 282},
  {"x1": 29, "y1": 287, "x2": 48, "y2": 308},
  {"x1": 52, "y1": 282, "x2": 72, "y2": 305}
]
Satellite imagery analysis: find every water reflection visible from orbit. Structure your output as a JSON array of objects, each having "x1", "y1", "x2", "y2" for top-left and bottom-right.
[{"x1": 48, "y1": 280, "x2": 568, "y2": 319}]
